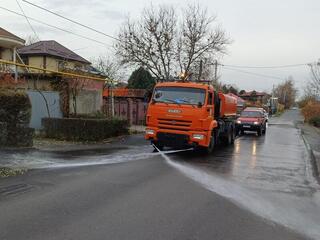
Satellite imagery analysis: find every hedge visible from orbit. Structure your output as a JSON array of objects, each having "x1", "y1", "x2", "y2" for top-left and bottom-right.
[
  {"x1": 42, "y1": 118, "x2": 129, "y2": 141},
  {"x1": 0, "y1": 89, "x2": 34, "y2": 147},
  {"x1": 0, "y1": 122, "x2": 7, "y2": 146},
  {"x1": 0, "y1": 89, "x2": 31, "y2": 126}
]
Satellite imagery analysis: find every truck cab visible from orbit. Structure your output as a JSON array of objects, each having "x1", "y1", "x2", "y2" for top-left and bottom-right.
[{"x1": 145, "y1": 81, "x2": 237, "y2": 152}]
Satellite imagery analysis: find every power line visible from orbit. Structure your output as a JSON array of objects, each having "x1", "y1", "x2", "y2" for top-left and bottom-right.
[
  {"x1": 22, "y1": 0, "x2": 119, "y2": 42},
  {"x1": 15, "y1": 0, "x2": 40, "y2": 41},
  {"x1": 0, "y1": 6, "x2": 113, "y2": 48},
  {"x1": 220, "y1": 63, "x2": 309, "y2": 69},
  {"x1": 221, "y1": 66, "x2": 285, "y2": 81}
]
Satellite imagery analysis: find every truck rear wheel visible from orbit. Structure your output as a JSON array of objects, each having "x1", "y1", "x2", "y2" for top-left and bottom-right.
[{"x1": 222, "y1": 126, "x2": 232, "y2": 146}]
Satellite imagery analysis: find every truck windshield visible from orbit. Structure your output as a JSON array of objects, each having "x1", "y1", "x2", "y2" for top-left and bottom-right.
[
  {"x1": 153, "y1": 87, "x2": 206, "y2": 105},
  {"x1": 241, "y1": 111, "x2": 263, "y2": 118}
]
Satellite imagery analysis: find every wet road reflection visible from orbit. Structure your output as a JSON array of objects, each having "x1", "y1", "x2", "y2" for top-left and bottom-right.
[
  {"x1": 165, "y1": 110, "x2": 320, "y2": 239},
  {"x1": 170, "y1": 125, "x2": 318, "y2": 196}
]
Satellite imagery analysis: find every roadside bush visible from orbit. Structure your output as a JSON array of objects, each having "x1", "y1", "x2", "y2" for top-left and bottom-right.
[
  {"x1": 0, "y1": 89, "x2": 31, "y2": 126},
  {"x1": 42, "y1": 118, "x2": 129, "y2": 141},
  {"x1": 301, "y1": 101, "x2": 320, "y2": 124},
  {"x1": 298, "y1": 96, "x2": 317, "y2": 109},
  {"x1": 0, "y1": 89, "x2": 34, "y2": 147},
  {"x1": 0, "y1": 122, "x2": 7, "y2": 146},
  {"x1": 309, "y1": 116, "x2": 320, "y2": 128},
  {"x1": 69, "y1": 111, "x2": 107, "y2": 119}
]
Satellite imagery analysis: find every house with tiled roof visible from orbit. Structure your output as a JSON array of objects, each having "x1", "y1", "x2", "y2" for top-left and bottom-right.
[
  {"x1": 18, "y1": 40, "x2": 91, "y2": 74},
  {"x1": 239, "y1": 90, "x2": 271, "y2": 105},
  {"x1": 0, "y1": 27, "x2": 25, "y2": 78},
  {"x1": 17, "y1": 40, "x2": 105, "y2": 116}
]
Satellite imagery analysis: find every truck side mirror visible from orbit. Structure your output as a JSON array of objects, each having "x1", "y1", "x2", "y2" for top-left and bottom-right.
[{"x1": 145, "y1": 91, "x2": 153, "y2": 103}]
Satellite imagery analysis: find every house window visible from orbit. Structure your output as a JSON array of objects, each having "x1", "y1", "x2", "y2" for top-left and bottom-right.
[
  {"x1": 58, "y1": 61, "x2": 66, "y2": 70},
  {"x1": 20, "y1": 56, "x2": 28, "y2": 65}
]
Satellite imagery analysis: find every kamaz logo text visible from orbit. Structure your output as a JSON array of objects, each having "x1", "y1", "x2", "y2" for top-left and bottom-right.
[{"x1": 168, "y1": 109, "x2": 181, "y2": 113}]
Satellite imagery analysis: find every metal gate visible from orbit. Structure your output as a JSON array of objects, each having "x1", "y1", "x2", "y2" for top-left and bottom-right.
[
  {"x1": 113, "y1": 98, "x2": 147, "y2": 125},
  {"x1": 27, "y1": 90, "x2": 62, "y2": 129}
]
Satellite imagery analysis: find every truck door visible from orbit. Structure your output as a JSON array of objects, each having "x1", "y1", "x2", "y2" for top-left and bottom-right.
[
  {"x1": 214, "y1": 91, "x2": 220, "y2": 119},
  {"x1": 207, "y1": 91, "x2": 214, "y2": 116}
]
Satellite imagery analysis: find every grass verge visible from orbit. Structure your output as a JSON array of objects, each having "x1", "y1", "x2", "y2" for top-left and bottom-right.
[{"x1": 0, "y1": 167, "x2": 27, "y2": 178}]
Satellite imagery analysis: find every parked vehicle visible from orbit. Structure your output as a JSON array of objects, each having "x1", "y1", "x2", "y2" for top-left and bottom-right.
[
  {"x1": 236, "y1": 108, "x2": 267, "y2": 136},
  {"x1": 145, "y1": 81, "x2": 237, "y2": 153}
]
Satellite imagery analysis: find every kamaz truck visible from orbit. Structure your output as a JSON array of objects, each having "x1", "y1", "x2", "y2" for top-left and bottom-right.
[{"x1": 145, "y1": 81, "x2": 237, "y2": 153}]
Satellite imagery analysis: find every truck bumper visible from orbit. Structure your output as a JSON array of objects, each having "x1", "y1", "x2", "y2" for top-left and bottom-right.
[
  {"x1": 236, "y1": 123, "x2": 260, "y2": 131},
  {"x1": 145, "y1": 128, "x2": 210, "y2": 148}
]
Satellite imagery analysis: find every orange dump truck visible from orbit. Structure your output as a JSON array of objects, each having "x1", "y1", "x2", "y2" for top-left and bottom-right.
[{"x1": 145, "y1": 81, "x2": 237, "y2": 153}]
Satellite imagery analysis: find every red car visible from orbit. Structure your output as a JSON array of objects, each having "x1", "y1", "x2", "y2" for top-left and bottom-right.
[{"x1": 236, "y1": 108, "x2": 267, "y2": 136}]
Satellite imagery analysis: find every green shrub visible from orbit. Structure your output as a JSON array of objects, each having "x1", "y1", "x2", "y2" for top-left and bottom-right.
[
  {"x1": 0, "y1": 89, "x2": 31, "y2": 125},
  {"x1": 309, "y1": 116, "x2": 320, "y2": 128},
  {"x1": 0, "y1": 89, "x2": 34, "y2": 147},
  {"x1": 0, "y1": 122, "x2": 7, "y2": 146},
  {"x1": 69, "y1": 111, "x2": 107, "y2": 119},
  {"x1": 42, "y1": 118, "x2": 129, "y2": 141}
]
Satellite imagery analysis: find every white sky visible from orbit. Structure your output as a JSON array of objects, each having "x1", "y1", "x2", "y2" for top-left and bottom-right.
[{"x1": 1, "y1": 0, "x2": 320, "y2": 94}]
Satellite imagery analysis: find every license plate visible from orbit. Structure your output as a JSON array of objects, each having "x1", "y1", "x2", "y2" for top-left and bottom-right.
[{"x1": 243, "y1": 125, "x2": 251, "y2": 128}]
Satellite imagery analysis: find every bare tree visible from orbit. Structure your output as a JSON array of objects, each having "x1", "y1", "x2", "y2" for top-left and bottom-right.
[
  {"x1": 273, "y1": 77, "x2": 297, "y2": 109},
  {"x1": 177, "y1": 4, "x2": 230, "y2": 77},
  {"x1": 308, "y1": 61, "x2": 320, "y2": 96},
  {"x1": 25, "y1": 35, "x2": 39, "y2": 45},
  {"x1": 116, "y1": 4, "x2": 230, "y2": 81},
  {"x1": 91, "y1": 56, "x2": 124, "y2": 82},
  {"x1": 67, "y1": 77, "x2": 90, "y2": 116}
]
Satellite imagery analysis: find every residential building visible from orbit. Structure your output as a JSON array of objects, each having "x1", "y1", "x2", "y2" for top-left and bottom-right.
[
  {"x1": 0, "y1": 27, "x2": 25, "y2": 79},
  {"x1": 17, "y1": 40, "x2": 105, "y2": 115},
  {"x1": 239, "y1": 90, "x2": 270, "y2": 105}
]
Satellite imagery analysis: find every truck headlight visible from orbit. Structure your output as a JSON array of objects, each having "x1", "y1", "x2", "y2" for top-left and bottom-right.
[
  {"x1": 146, "y1": 129, "x2": 155, "y2": 135},
  {"x1": 253, "y1": 121, "x2": 259, "y2": 125},
  {"x1": 236, "y1": 120, "x2": 241, "y2": 124},
  {"x1": 193, "y1": 134, "x2": 204, "y2": 140}
]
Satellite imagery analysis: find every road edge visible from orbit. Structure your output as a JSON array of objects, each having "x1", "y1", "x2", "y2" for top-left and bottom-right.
[{"x1": 299, "y1": 126, "x2": 320, "y2": 182}]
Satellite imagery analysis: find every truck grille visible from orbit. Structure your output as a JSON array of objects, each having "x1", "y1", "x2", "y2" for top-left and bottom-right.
[
  {"x1": 157, "y1": 132, "x2": 189, "y2": 147},
  {"x1": 157, "y1": 118, "x2": 192, "y2": 131}
]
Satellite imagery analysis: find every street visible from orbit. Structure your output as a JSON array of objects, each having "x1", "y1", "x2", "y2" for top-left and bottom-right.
[{"x1": 0, "y1": 109, "x2": 319, "y2": 240}]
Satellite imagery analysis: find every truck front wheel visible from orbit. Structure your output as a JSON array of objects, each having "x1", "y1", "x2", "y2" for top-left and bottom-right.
[
  {"x1": 152, "y1": 142, "x2": 164, "y2": 151},
  {"x1": 202, "y1": 131, "x2": 215, "y2": 154}
]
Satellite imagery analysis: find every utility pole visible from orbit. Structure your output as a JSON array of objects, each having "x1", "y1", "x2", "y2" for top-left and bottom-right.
[
  {"x1": 214, "y1": 60, "x2": 218, "y2": 82},
  {"x1": 197, "y1": 59, "x2": 203, "y2": 82},
  {"x1": 110, "y1": 80, "x2": 115, "y2": 118},
  {"x1": 13, "y1": 47, "x2": 17, "y2": 82}
]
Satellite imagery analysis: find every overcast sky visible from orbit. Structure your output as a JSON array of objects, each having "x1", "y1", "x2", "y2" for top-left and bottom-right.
[{"x1": 1, "y1": 0, "x2": 320, "y2": 94}]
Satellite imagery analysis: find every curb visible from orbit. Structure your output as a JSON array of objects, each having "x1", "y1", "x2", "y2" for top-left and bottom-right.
[{"x1": 300, "y1": 129, "x2": 320, "y2": 181}]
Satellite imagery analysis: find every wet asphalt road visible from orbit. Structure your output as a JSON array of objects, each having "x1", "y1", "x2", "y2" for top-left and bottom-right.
[{"x1": 0, "y1": 109, "x2": 319, "y2": 240}]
